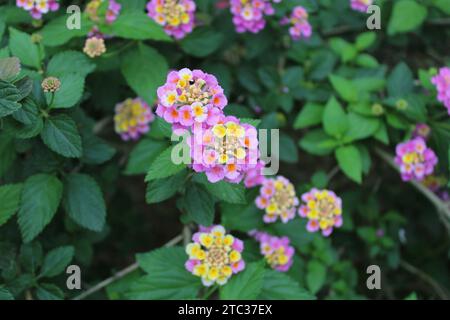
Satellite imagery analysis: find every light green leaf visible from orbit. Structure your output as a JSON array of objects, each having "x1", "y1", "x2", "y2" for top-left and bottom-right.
[
  {"x1": 145, "y1": 144, "x2": 187, "y2": 181},
  {"x1": 9, "y1": 27, "x2": 42, "y2": 69},
  {"x1": 293, "y1": 102, "x2": 324, "y2": 129},
  {"x1": 46, "y1": 73, "x2": 84, "y2": 109},
  {"x1": 110, "y1": 11, "x2": 171, "y2": 41},
  {"x1": 40, "y1": 15, "x2": 93, "y2": 47},
  {"x1": 388, "y1": 0, "x2": 427, "y2": 35},
  {"x1": 63, "y1": 173, "x2": 106, "y2": 232},
  {"x1": 39, "y1": 246, "x2": 74, "y2": 278},
  {"x1": 335, "y1": 145, "x2": 362, "y2": 183},
  {"x1": 259, "y1": 270, "x2": 315, "y2": 300},
  {"x1": 121, "y1": 43, "x2": 168, "y2": 104},
  {"x1": 194, "y1": 174, "x2": 246, "y2": 204},
  {"x1": 220, "y1": 261, "x2": 265, "y2": 300},
  {"x1": 306, "y1": 260, "x2": 326, "y2": 294},
  {"x1": 329, "y1": 74, "x2": 357, "y2": 103},
  {"x1": 355, "y1": 32, "x2": 376, "y2": 51},
  {"x1": 129, "y1": 247, "x2": 201, "y2": 300},
  {"x1": 0, "y1": 57, "x2": 21, "y2": 80},
  {"x1": 387, "y1": 62, "x2": 414, "y2": 97},
  {"x1": 46, "y1": 51, "x2": 95, "y2": 78},
  {"x1": 322, "y1": 96, "x2": 348, "y2": 138},
  {"x1": 18, "y1": 174, "x2": 63, "y2": 242},
  {"x1": 279, "y1": 133, "x2": 299, "y2": 163},
  {"x1": 41, "y1": 114, "x2": 82, "y2": 158},
  {"x1": 343, "y1": 112, "x2": 380, "y2": 142},
  {"x1": 299, "y1": 129, "x2": 337, "y2": 156},
  {"x1": 181, "y1": 27, "x2": 224, "y2": 58},
  {"x1": 0, "y1": 184, "x2": 22, "y2": 226}
]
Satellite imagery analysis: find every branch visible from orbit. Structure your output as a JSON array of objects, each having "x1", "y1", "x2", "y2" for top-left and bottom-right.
[{"x1": 72, "y1": 234, "x2": 183, "y2": 300}]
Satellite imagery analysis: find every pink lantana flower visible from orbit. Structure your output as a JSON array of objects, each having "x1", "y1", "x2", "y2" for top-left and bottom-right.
[
  {"x1": 350, "y1": 0, "x2": 373, "y2": 12},
  {"x1": 298, "y1": 189, "x2": 343, "y2": 237},
  {"x1": 431, "y1": 67, "x2": 450, "y2": 115},
  {"x1": 394, "y1": 138, "x2": 438, "y2": 181},
  {"x1": 147, "y1": 0, "x2": 196, "y2": 39},
  {"x1": 17, "y1": 0, "x2": 59, "y2": 19},
  {"x1": 250, "y1": 231, "x2": 294, "y2": 272},
  {"x1": 114, "y1": 98, "x2": 155, "y2": 141},
  {"x1": 255, "y1": 176, "x2": 299, "y2": 223},
  {"x1": 185, "y1": 225, "x2": 245, "y2": 287},
  {"x1": 412, "y1": 123, "x2": 431, "y2": 140},
  {"x1": 229, "y1": 0, "x2": 276, "y2": 34},
  {"x1": 281, "y1": 6, "x2": 312, "y2": 41},
  {"x1": 156, "y1": 68, "x2": 227, "y2": 131}
]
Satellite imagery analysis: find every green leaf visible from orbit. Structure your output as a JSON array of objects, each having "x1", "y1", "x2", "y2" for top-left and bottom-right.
[
  {"x1": 18, "y1": 174, "x2": 63, "y2": 242},
  {"x1": 355, "y1": 32, "x2": 376, "y2": 51},
  {"x1": 329, "y1": 38, "x2": 357, "y2": 63},
  {"x1": 40, "y1": 15, "x2": 93, "y2": 47},
  {"x1": 299, "y1": 129, "x2": 337, "y2": 156},
  {"x1": 110, "y1": 11, "x2": 171, "y2": 41},
  {"x1": 0, "y1": 287, "x2": 14, "y2": 300},
  {"x1": 180, "y1": 27, "x2": 225, "y2": 57},
  {"x1": 0, "y1": 80, "x2": 21, "y2": 118},
  {"x1": 145, "y1": 144, "x2": 187, "y2": 181},
  {"x1": 221, "y1": 189, "x2": 264, "y2": 232},
  {"x1": 36, "y1": 283, "x2": 64, "y2": 300},
  {"x1": 182, "y1": 184, "x2": 215, "y2": 226},
  {"x1": 0, "y1": 57, "x2": 21, "y2": 80},
  {"x1": 19, "y1": 242, "x2": 43, "y2": 274},
  {"x1": 41, "y1": 114, "x2": 82, "y2": 158},
  {"x1": 146, "y1": 170, "x2": 187, "y2": 204},
  {"x1": 306, "y1": 260, "x2": 326, "y2": 294},
  {"x1": 194, "y1": 174, "x2": 246, "y2": 204},
  {"x1": 121, "y1": 43, "x2": 168, "y2": 104},
  {"x1": 335, "y1": 145, "x2": 362, "y2": 183},
  {"x1": 279, "y1": 133, "x2": 299, "y2": 163},
  {"x1": 293, "y1": 102, "x2": 324, "y2": 129},
  {"x1": 329, "y1": 75, "x2": 358, "y2": 103},
  {"x1": 9, "y1": 27, "x2": 42, "y2": 69},
  {"x1": 433, "y1": 0, "x2": 450, "y2": 14},
  {"x1": 46, "y1": 73, "x2": 84, "y2": 109},
  {"x1": 125, "y1": 138, "x2": 168, "y2": 175},
  {"x1": 39, "y1": 246, "x2": 74, "y2": 278},
  {"x1": 343, "y1": 112, "x2": 380, "y2": 142},
  {"x1": 0, "y1": 184, "x2": 22, "y2": 226},
  {"x1": 322, "y1": 96, "x2": 348, "y2": 138},
  {"x1": 388, "y1": 0, "x2": 427, "y2": 35},
  {"x1": 63, "y1": 173, "x2": 106, "y2": 232},
  {"x1": 220, "y1": 261, "x2": 265, "y2": 300},
  {"x1": 240, "y1": 118, "x2": 261, "y2": 128},
  {"x1": 81, "y1": 134, "x2": 116, "y2": 165},
  {"x1": 387, "y1": 62, "x2": 414, "y2": 97},
  {"x1": 129, "y1": 247, "x2": 201, "y2": 300},
  {"x1": 46, "y1": 51, "x2": 95, "y2": 78},
  {"x1": 0, "y1": 133, "x2": 16, "y2": 177},
  {"x1": 259, "y1": 270, "x2": 315, "y2": 300},
  {"x1": 355, "y1": 54, "x2": 379, "y2": 68}
]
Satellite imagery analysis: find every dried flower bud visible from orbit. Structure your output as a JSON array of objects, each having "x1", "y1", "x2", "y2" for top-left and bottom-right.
[
  {"x1": 31, "y1": 33, "x2": 43, "y2": 44},
  {"x1": 41, "y1": 77, "x2": 61, "y2": 93},
  {"x1": 83, "y1": 37, "x2": 106, "y2": 58}
]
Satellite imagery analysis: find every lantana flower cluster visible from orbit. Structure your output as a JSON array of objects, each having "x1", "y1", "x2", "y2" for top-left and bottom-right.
[
  {"x1": 395, "y1": 137, "x2": 438, "y2": 181},
  {"x1": 281, "y1": 6, "x2": 312, "y2": 41},
  {"x1": 255, "y1": 176, "x2": 299, "y2": 223},
  {"x1": 431, "y1": 67, "x2": 450, "y2": 115},
  {"x1": 185, "y1": 225, "x2": 245, "y2": 286},
  {"x1": 229, "y1": 0, "x2": 279, "y2": 34},
  {"x1": 86, "y1": 0, "x2": 122, "y2": 38},
  {"x1": 412, "y1": 123, "x2": 431, "y2": 140},
  {"x1": 16, "y1": 0, "x2": 59, "y2": 20},
  {"x1": 147, "y1": 0, "x2": 196, "y2": 39},
  {"x1": 350, "y1": 0, "x2": 373, "y2": 12},
  {"x1": 114, "y1": 98, "x2": 155, "y2": 141},
  {"x1": 250, "y1": 231, "x2": 294, "y2": 272},
  {"x1": 298, "y1": 189, "x2": 343, "y2": 237}
]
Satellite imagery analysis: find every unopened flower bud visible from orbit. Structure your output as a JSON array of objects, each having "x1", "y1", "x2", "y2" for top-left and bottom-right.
[{"x1": 41, "y1": 77, "x2": 61, "y2": 93}]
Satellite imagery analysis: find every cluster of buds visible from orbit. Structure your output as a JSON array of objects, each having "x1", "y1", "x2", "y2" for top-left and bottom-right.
[
  {"x1": 412, "y1": 123, "x2": 431, "y2": 140},
  {"x1": 16, "y1": 0, "x2": 59, "y2": 20},
  {"x1": 85, "y1": 0, "x2": 122, "y2": 38},
  {"x1": 281, "y1": 6, "x2": 312, "y2": 41},
  {"x1": 41, "y1": 77, "x2": 60, "y2": 93},
  {"x1": 431, "y1": 67, "x2": 450, "y2": 115},
  {"x1": 147, "y1": 0, "x2": 196, "y2": 39},
  {"x1": 114, "y1": 98, "x2": 155, "y2": 141},
  {"x1": 185, "y1": 225, "x2": 245, "y2": 287},
  {"x1": 395, "y1": 137, "x2": 438, "y2": 181},
  {"x1": 229, "y1": 0, "x2": 279, "y2": 34},
  {"x1": 298, "y1": 189, "x2": 343, "y2": 237},
  {"x1": 83, "y1": 37, "x2": 106, "y2": 58},
  {"x1": 255, "y1": 176, "x2": 299, "y2": 223},
  {"x1": 350, "y1": 0, "x2": 373, "y2": 12},
  {"x1": 250, "y1": 231, "x2": 294, "y2": 272}
]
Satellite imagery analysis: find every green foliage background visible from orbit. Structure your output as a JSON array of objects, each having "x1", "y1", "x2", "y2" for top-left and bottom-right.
[{"x1": 0, "y1": 0, "x2": 449, "y2": 300}]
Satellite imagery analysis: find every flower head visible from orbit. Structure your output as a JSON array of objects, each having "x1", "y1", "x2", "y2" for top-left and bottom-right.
[
  {"x1": 85, "y1": 0, "x2": 121, "y2": 38},
  {"x1": 190, "y1": 116, "x2": 260, "y2": 184},
  {"x1": 83, "y1": 37, "x2": 106, "y2": 58},
  {"x1": 281, "y1": 6, "x2": 312, "y2": 41},
  {"x1": 255, "y1": 176, "x2": 299, "y2": 223},
  {"x1": 431, "y1": 67, "x2": 450, "y2": 115},
  {"x1": 395, "y1": 137, "x2": 438, "y2": 181},
  {"x1": 17, "y1": 0, "x2": 59, "y2": 19},
  {"x1": 229, "y1": 0, "x2": 276, "y2": 34},
  {"x1": 185, "y1": 225, "x2": 245, "y2": 287},
  {"x1": 156, "y1": 68, "x2": 227, "y2": 130},
  {"x1": 298, "y1": 188, "x2": 343, "y2": 237},
  {"x1": 350, "y1": 0, "x2": 373, "y2": 12},
  {"x1": 114, "y1": 98, "x2": 155, "y2": 141},
  {"x1": 422, "y1": 174, "x2": 447, "y2": 193},
  {"x1": 244, "y1": 160, "x2": 265, "y2": 188},
  {"x1": 41, "y1": 76, "x2": 60, "y2": 93},
  {"x1": 250, "y1": 231, "x2": 294, "y2": 272},
  {"x1": 147, "y1": 0, "x2": 196, "y2": 39},
  {"x1": 412, "y1": 123, "x2": 431, "y2": 140}
]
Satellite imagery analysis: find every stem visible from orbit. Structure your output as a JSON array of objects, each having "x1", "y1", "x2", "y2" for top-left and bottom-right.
[
  {"x1": 48, "y1": 92, "x2": 55, "y2": 109},
  {"x1": 202, "y1": 285, "x2": 217, "y2": 300},
  {"x1": 72, "y1": 234, "x2": 183, "y2": 300}
]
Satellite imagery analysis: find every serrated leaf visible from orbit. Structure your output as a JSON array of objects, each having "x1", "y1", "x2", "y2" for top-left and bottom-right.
[
  {"x1": 110, "y1": 11, "x2": 171, "y2": 41},
  {"x1": 145, "y1": 144, "x2": 187, "y2": 181},
  {"x1": 182, "y1": 184, "x2": 215, "y2": 226},
  {"x1": 81, "y1": 133, "x2": 115, "y2": 165},
  {"x1": 18, "y1": 174, "x2": 63, "y2": 242},
  {"x1": 46, "y1": 51, "x2": 95, "y2": 78},
  {"x1": 322, "y1": 96, "x2": 348, "y2": 138},
  {"x1": 46, "y1": 73, "x2": 84, "y2": 109},
  {"x1": 0, "y1": 80, "x2": 21, "y2": 118},
  {"x1": 39, "y1": 246, "x2": 74, "y2": 278},
  {"x1": 146, "y1": 170, "x2": 187, "y2": 204},
  {"x1": 293, "y1": 103, "x2": 324, "y2": 129},
  {"x1": 388, "y1": 0, "x2": 427, "y2": 35},
  {"x1": 9, "y1": 27, "x2": 42, "y2": 69},
  {"x1": 180, "y1": 28, "x2": 224, "y2": 58},
  {"x1": 129, "y1": 247, "x2": 201, "y2": 300},
  {"x1": 40, "y1": 15, "x2": 93, "y2": 47},
  {"x1": 36, "y1": 283, "x2": 64, "y2": 300},
  {"x1": 194, "y1": 174, "x2": 246, "y2": 204},
  {"x1": 329, "y1": 75, "x2": 358, "y2": 103},
  {"x1": 0, "y1": 57, "x2": 21, "y2": 80},
  {"x1": 125, "y1": 138, "x2": 168, "y2": 175},
  {"x1": 220, "y1": 261, "x2": 265, "y2": 300},
  {"x1": 343, "y1": 112, "x2": 380, "y2": 142},
  {"x1": 335, "y1": 145, "x2": 362, "y2": 183},
  {"x1": 63, "y1": 173, "x2": 106, "y2": 232},
  {"x1": 41, "y1": 114, "x2": 82, "y2": 158},
  {"x1": 0, "y1": 287, "x2": 14, "y2": 300},
  {"x1": 306, "y1": 260, "x2": 326, "y2": 294},
  {"x1": 0, "y1": 184, "x2": 22, "y2": 226},
  {"x1": 259, "y1": 270, "x2": 315, "y2": 300}
]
